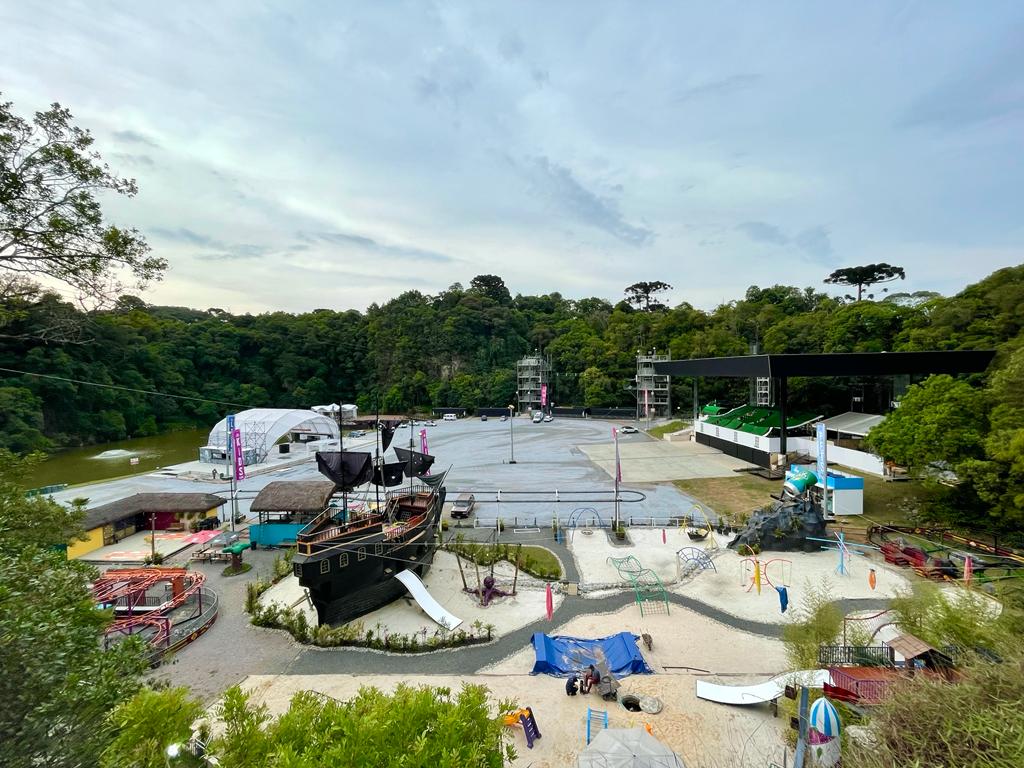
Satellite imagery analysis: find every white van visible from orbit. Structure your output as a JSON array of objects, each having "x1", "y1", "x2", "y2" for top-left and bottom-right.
[
  {"x1": 532, "y1": 411, "x2": 544, "y2": 423},
  {"x1": 443, "y1": 413, "x2": 458, "y2": 421}
]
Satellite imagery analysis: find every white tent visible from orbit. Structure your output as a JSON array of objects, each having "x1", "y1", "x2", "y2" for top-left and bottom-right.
[
  {"x1": 203, "y1": 408, "x2": 340, "y2": 465},
  {"x1": 577, "y1": 728, "x2": 686, "y2": 768}
]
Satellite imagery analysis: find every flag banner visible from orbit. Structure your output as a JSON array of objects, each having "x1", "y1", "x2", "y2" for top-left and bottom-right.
[
  {"x1": 644, "y1": 388, "x2": 649, "y2": 416},
  {"x1": 419, "y1": 429, "x2": 430, "y2": 475},
  {"x1": 232, "y1": 428, "x2": 246, "y2": 481},
  {"x1": 541, "y1": 383, "x2": 548, "y2": 407},
  {"x1": 612, "y1": 427, "x2": 622, "y2": 484}
]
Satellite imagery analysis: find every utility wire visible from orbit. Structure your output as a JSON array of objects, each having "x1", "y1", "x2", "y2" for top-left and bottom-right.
[{"x1": 0, "y1": 365, "x2": 256, "y2": 409}]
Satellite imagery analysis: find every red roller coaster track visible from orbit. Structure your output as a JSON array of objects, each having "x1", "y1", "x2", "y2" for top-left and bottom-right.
[{"x1": 92, "y1": 568, "x2": 207, "y2": 653}]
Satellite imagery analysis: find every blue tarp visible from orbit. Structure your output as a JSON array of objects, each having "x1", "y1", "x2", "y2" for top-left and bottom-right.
[{"x1": 530, "y1": 632, "x2": 654, "y2": 677}]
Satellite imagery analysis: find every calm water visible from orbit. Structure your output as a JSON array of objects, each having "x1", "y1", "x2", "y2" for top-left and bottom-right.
[{"x1": 25, "y1": 428, "x2": 209, "y2": 490}]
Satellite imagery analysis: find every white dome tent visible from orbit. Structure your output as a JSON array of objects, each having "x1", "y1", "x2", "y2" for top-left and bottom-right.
[{"x1": 199, "y1": 408, "x2": 340, "y2": 467}]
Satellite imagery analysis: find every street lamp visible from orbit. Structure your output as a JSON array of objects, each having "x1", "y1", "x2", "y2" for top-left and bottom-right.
[{"x1": 507, "y1": 404, "x2": 516, "y2": 464}]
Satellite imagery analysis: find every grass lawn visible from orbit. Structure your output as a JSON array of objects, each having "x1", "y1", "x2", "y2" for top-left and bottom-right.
[
  {"x1": 450, "y1": 542, "x2": 562, "y2": 580},
  {"x1": 647, "y1": 420, "x2": 688, "y2": 439},
  {"x1": 673, "y1": 475, "x2": 777, "y2": 522},
  {"x1": 675, "y1": 468, "x2": 932, "y2": 528}
]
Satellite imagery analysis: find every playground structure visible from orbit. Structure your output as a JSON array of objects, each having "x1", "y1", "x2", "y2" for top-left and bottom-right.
[
  {"x1": 739, "y1": 557, "x2": 792, "y2": 594},
  {"x1": 585, "y1": 707, "x2": 609, "y2": 745},
  {"x1": 92, "y1": 567, "x2": 217, "y2": 663},
  {"x1": 451, "y1": 541, "x2": 520, "y2": 607},
  {"x1": 807, "y1": 531, "x2": 877, "y2": 577},
  {"x1": 608, "y1": 556, "x2": 670, "y2": 616},
  {"x1": 685, "y1": 504, "x2": 711, "y2": 540},
  {"x1": 870, "y1": 524, "x2": 1024, "y2": 584},
  {"x1": 676, "y1": 547, "x2": 717, "y2": 579},
  {"x1": 503, "y1": 706, "x2": 542, "y2": 749},
  {"x1": 394, "y1": 569, "x2": 463, "y2": 630}
]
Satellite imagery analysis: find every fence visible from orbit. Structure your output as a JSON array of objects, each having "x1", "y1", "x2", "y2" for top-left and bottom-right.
[{"x1": 818, "y1": 645, "x2": 895, "y2": 667}]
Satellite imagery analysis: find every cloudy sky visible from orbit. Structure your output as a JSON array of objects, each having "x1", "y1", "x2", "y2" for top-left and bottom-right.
[{"x1": 3, "y1": 2, "x2": 1022, "y2": 313}]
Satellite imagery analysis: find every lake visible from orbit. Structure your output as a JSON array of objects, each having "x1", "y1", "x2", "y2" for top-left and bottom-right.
[{"x1": 25, "y1": 428, "x2": 209, "y2": 490}]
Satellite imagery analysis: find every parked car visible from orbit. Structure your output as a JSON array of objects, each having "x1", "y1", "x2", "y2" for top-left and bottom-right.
[
  {"x1": 620, "y1": 425, "x2": 639, "y2": 434},
  {"x1": 451, "y1": 493, "x2": 476, "y2": 518},
  {"x1": 500, "y1": 414, "x2": 508, "y2": 421},
  {"x1": 532, "y1": 412, "x2": 544, "y2": 423},
  {"x1": 348, "y1": 430, "x2": 366, "y2": 438},
  {"x1": 480, "y1": 414, "x2": 488, "y2": 422},
  {"x1": 443, "y1": 413, "x2": 458, "y2": 421},
  {"x1": 424, "y1": 420, "x2": 437, "y2": 427},
  {"x1": 543, "y1": 415, "x2": 554, "y2": 423}
]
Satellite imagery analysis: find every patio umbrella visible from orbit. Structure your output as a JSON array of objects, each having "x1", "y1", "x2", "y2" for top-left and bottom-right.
[{"x1": 809, "y1": 697, "x2": 841, "y2": 738}]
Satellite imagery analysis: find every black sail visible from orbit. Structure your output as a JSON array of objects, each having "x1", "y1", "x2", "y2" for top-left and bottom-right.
[
  {"x1": 316, "y1": 451, "x2": 373, "y2": 491},
  {"x1": 372, "y1": 462, "x2": 407, "y2": 487},
  {"x1": 393, "y1": 446, "x2": 436, "y2": 477},
  {"x1": 379, "y1": 420, "x2": 399, "y2": 452}
]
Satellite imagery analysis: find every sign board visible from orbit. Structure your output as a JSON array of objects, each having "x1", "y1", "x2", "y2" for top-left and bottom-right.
[
  {"x1": 540, "y1": 383, "x2": 548, "y2": 407},
  {"x1": 129, "y1": 457, "x2": 140, "y2": 466},
  {"x1": 232, "y1": 427, "x2": 246, "y2": 481}
]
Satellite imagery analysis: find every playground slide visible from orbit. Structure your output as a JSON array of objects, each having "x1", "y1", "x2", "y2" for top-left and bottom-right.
[
  {"x1": 696, "y1": 669, "x2": 831, "y2": 705},
  {"x1": 395, "y1": 569, "x2": 463, "y2": 631}
]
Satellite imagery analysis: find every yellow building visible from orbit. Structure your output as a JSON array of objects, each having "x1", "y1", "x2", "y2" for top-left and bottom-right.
[{"x1": 68, "y1": 492, "x2": 226, "y2": 559}]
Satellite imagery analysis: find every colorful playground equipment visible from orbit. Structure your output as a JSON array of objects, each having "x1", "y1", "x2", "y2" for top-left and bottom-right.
[
  {"x1": 806, "y1": 531, "x2": 877, "y2": 577},
  {"x1": 503, "y1": 707, "x2": 542, "y2": 749},
  {"x1": 685, "y1": 504, "x2": 711, "y2": 541},
  {"x1": 92, "y1": 567, "x2": 216, "y2": 663},
  {"x1": 585, "y1": 707, "x2": 609, "y2": 745},
  {"x1": 608, "y1": 556, "x2": 670, "y2": 616},
  {"x1": 676, "y1": 547, "x2": 717, "y2": 579},
  {"x1": 739, "y1": 557, "x2": 792, "y2": 594}
]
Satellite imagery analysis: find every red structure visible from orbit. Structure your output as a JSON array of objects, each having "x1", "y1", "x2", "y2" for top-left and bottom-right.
[{"x1": 92, "y1": 568, "x2": 213, "y2": 661}]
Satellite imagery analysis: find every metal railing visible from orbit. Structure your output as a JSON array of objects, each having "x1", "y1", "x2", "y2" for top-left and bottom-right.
[{"x1": 819, "y1": 645, "x2": 895, "y2": 667}]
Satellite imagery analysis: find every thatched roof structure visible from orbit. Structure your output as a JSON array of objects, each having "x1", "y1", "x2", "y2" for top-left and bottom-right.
[
  {"x1": 84, "y1": 493, "x2": 226, "y2": 529},
  {"x1": 250, "y1": 481, "x2": 335, "y2": 514}
]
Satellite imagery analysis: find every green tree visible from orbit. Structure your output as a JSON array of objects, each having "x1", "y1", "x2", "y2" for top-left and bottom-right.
[
  {"x1": 0, "y1": 385, "x2": 49, "y2": 451},
  {"x1": 0, "y1": 97, "x2": 164, "y2": 303},
  {"x1": 623, "y1": 280, "x2": 673, "y2": 311},
  {"x1": 208, "y1": 683, "x2": 516, "y2": 767},
  {"x1": 102, "y1": 687, "x2": 205, "y2": 768},
  {"x1": 865, "y1": 374, "x2": 989, "y2": 470},
  {"x1": 824, "y1": 263, "x2": 905, "y2": 301}
]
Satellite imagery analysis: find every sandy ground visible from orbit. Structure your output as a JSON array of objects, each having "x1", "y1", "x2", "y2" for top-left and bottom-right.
[
  {"x1": 260, "y1": 550, "x2": 563, "y2": 637},
  {"x1": 236, "y1": 604, "x2": 791, "y2": 768},
  {"x1": 570, "y1": 527, "x2": 714, "y2": 586},
  {"x1": 671, "y1": 549, "x2": 911, "y2": 624}
]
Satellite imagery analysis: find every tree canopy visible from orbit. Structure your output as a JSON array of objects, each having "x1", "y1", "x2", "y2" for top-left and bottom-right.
[
  {"x1": 0, "y1": 97, "x2": 163, "y2": 306},
  {"x1": 824, "y1": 263, "x2": 905, "y2": 301}
]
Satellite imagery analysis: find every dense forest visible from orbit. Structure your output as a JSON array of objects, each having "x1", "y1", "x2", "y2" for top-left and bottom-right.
[{"x1": 0, "y1": 265, "x2": 1021, "y2": 449}]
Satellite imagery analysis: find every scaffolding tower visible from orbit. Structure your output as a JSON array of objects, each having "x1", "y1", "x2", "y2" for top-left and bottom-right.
[
  {"x1": 517, "y1": 354, "x2": 552, "y2": 414},
  {"x1": 635, "y1": 351, "x2": 671, "y2": 420}
]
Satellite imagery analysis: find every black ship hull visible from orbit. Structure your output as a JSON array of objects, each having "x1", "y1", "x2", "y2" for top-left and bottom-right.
[{"x1": 292, "y1": 488, "x2": 445, "y2": 626}]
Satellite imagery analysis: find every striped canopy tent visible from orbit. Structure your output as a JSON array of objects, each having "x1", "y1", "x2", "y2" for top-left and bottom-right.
[{"x1": 809, "y1": 697, "x2": 841, "y2": 738}]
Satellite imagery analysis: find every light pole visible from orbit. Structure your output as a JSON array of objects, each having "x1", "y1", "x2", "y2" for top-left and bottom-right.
[{"x1": 507, "y1": 404, "x2": 516, "y2": 464}]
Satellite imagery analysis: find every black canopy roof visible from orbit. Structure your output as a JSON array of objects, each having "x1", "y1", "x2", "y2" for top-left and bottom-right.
[{"x1": 652, "y1": 351, "x2": 995, "y2": 379}]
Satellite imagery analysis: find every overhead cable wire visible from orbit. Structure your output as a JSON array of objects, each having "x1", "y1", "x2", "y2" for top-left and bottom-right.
[{"x1": 0, "y1": 365, "x2": 257, "y2": 409}]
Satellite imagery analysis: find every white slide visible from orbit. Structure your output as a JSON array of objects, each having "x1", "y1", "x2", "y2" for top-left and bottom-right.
[
  {"x1": 696, "y1": 669, "x2": 831, "y2": 705},
  {"x1": 395, "y1": 569, "x2": 463, "y2": 631}
]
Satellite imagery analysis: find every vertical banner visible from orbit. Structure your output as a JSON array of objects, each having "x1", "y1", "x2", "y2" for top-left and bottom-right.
[
  {"x1": 419, "y1": 428, "x2": 430, "y2": 475},
  {"x1": 226, "y1": 414, "x2": 235, "y2": 466},
  {"x1": 232, "y1": 427, "x2": 246, "y2": 481},
  {"x1": 816, "y1": 422, "x2": 827, "y2": 514},
  {"x1": 612, "y1": 427, "x2": 622, "y2": 484},
  {"x1": 644, "y1": 387, "x2": 650, "y2": 416},
  {"x1": 540, "y1": 383, "x2": 548, "y2": 407}
]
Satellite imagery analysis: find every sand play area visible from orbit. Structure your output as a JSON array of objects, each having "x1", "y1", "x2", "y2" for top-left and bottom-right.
[
  {"x1": 237, "y1": 604, "x2": 791, "y2": 768},
  {"x1": 260, "y1": 550, "x2": 563, "y2": 637}
]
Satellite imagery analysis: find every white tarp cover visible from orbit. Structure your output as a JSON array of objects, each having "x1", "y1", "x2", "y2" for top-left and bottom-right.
[
  {"x1": 577, "y1": 728, "x2": 685, "y2": 768},
  {"x1": 819, "y1": 411, "x2": 885, "y2": 437},
  {"x1": 207, "y1": 408, "x2": 340, "y2": 463}
]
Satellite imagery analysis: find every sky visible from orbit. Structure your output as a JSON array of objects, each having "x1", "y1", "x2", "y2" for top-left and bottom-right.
[{"x1": 3, "y1": 1, "x2": 1023, "y2": 314}]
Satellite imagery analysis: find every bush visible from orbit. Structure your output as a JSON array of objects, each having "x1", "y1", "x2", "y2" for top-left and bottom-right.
[
  {"x1": 844, "y1": 652, "x2": 1024, "y2": 768},
  {"x1": 221, "y1": 563, "x2": 252, "y2": 577}
]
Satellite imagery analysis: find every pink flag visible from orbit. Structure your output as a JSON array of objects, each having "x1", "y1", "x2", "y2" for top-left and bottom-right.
[
  {"x1": 541, "y1": 383, "x2": 548, "y2": 407},
  {"x1": 662, "y1": 529, "x2": 666, "y2": 544},
  {"x1": 419, "y1": 429, "x2": 430, "y2": 475},
  {"x1": 964, "y1": 555, "x2": 973, "y2": 585},
  {"x1": 612, "y1": 427, "x2": 622, "y2": 484},
  {"x1": 644, "y1": 387, "x2": 649, "y2": 416},
  {"x1": 545, "y1": 583, "x2": 553, "y2": 620}
]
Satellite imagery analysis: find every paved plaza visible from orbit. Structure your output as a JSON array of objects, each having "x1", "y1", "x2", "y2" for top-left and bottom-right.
[{"x1": 579, "y1": 438, "x2": 757, "y2": 482}]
